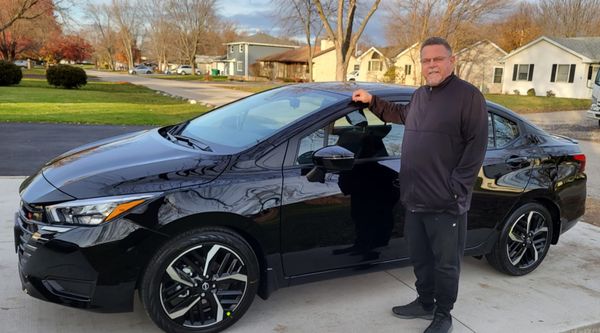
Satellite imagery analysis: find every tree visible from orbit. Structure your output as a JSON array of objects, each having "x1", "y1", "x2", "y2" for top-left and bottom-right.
[
  {"x1": 489, "y1": 2, "x2": 542, "y2": 52},
  {"x1": 537, "y1": 0, "x2": 600, "y2": 37},
  {"x1": 39, "y1": 34, "x2": 93, "y2": 64},
  {"x1": 0, "y1": 0, "x2": 53, "y2": 34},
  {"x1": 111, "y1": 0, "x2": 143, "y2": 70},
  {"x1": 85, "y1": 2, "x2": 118, "y2": 70},
  {"x1": 142, "y1": 0, "x2": 176, "y2": 73},
  {"x1": 314, "y1": 0, "x2": 381, "y2": 81},
  {"x1": 166, "y1": 0, "x2": 218, "y2": 76},
  {"x1": 272, "y1": 0, "x2": 334, "y2": 82}
]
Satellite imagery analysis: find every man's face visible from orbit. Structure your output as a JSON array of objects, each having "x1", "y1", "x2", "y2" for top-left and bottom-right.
[{"x1": 420, "y1": 44, "x2": 455, "y2": 86}]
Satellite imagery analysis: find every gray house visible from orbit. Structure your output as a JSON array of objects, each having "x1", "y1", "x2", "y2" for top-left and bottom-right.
[{"x1": 225, "y1": 33, "x2": 298, "y2": 78}]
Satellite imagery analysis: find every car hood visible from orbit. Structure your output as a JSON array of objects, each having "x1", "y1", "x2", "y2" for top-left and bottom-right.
[{"x1": 40, "y1": 129, "x2": 230, "y2": 199}]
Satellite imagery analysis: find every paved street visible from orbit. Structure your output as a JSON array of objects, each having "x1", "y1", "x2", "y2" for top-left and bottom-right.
[{"x1": 87, "y1": 70, "x2": 251, "y2": 106}]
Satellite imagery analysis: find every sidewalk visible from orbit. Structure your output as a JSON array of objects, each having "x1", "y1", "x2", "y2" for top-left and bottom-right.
[
  {"x1": 1, "y1": 177, "x2": 599, "y2": 333},
  {"x1": 87, "y1": 70, "x2": 251, "y2": 107}
]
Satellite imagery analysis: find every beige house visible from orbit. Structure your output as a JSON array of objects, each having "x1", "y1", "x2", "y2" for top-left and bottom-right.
[
  {"x1": 393, "y1": 43, "x2": 421, "y2": 86},
  {"x1": 352, "y1": 47, "x2": 401, "y2": 82},
  {"x1": 312, "y1": 39, "x2": 358, "y2": 82},
  {"x1": 456, "y1": 40, "x2": 507, "y2": 93}
]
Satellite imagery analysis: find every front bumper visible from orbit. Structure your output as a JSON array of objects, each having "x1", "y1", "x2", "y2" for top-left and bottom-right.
[
  {"x1": 14, "y1": 210, "x2": 156, "y2": 312},
  {"x1": 586, "y1": 108, "x2": 600, "y2": 120}
]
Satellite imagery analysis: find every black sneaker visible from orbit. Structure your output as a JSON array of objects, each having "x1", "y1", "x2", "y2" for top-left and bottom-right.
[
  {"x1": 424, "y1": 312, "x2": 453, "y2": 333},
  {"x1": 392, "y1": 298, "x2": 434, "y2": 320}
]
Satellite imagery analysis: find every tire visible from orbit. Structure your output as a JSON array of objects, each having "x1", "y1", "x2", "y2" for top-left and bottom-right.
[
  {"x1": 146, "y1": 71, "x2": 152, "y2": 74},
  {"x1": 132, "y1": 71, "x2": 137, "y2": 75},
  {"x1": 486, "y1": 202, "x2": 553, "y2": 276},
  {"x1": 140, "y1": 227, "x2": 259, "y2": 333}
]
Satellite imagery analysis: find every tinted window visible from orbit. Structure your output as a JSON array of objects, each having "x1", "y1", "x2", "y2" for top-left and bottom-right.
[
  {"x1": 493, "y1": 114, "x2": 519, "y2": 147},
  {"x1": 181, "y1": 86, "x2": 345, "y2": 150}
]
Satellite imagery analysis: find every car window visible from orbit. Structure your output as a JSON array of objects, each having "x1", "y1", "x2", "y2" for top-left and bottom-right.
[
  {"x1": 490, "y1": 113, "x2": 519, "y2": 148},
  {"x1": 181, "y1": 86, "x2": 345, "y2": 150},
  {"x1": 296, "y1": 107, "x2": 404, "y2": 165}
]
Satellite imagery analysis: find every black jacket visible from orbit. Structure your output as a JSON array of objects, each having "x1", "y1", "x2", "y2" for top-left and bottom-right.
[{"x1": 369, "y1": 74, "x2": 488, "y2": 215}]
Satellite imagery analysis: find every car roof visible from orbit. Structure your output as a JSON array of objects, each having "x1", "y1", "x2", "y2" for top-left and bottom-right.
[{"x1": 296, "y1": 82, "x2": 416, "y2": 97}]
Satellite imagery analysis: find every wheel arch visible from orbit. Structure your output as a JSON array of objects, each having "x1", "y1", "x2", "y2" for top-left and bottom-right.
[{"x1": 502, "y1": 190, "x2": 561, "y2": 244}]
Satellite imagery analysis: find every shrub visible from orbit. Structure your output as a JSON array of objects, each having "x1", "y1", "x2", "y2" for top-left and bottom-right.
[
  {"x1": 546, "y1": 90, "x2": 556, "y2": 97},
  {"x1": 46, "y1": 64, "x2": 87, "y2": 89},
  {"x1": 0, "y1": 60, "x2": 23, "y2": 86},
  {"x1": 513, "y1": 89, "x2": 520, "y2": 95},
  {"x1": 527, "y1": 88, "x2": 536, "y2": 96}
]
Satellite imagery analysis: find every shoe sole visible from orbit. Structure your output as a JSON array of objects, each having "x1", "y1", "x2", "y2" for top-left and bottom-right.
[{"x1": 392, "y1": 311, "x2": 434, "y2": 320}]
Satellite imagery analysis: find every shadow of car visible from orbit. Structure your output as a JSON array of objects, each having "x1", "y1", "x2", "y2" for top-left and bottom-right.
[{"x1": 14, "y1": 83, "x2": 586, "y2": 333}]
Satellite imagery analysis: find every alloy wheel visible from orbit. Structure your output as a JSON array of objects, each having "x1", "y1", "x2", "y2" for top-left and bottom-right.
[
  {"x1": 159, "y1": 243, "x2": 248, "y2": 328},
  {"x1": 505, "y1": 210, "x2": 549, "y2": 269}
]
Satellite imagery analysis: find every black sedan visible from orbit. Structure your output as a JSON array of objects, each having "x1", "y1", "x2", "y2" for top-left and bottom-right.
[{"x1": 14, "y1": 83, "x2": 586, "y2": 333}]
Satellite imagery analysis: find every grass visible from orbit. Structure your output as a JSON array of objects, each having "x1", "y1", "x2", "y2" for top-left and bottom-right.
[
  {"x1": 484, "y1": 94, "x2": 590, "y2": 113},
  {"x1": 0, "y1": 79, "x2": 211, "y2": 125}
]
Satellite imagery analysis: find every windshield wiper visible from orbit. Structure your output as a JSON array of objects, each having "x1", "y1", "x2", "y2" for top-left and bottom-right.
[
  {"x1": 166, "y1": 132, "x2": 212, "y2": 152},
  {"x1": 169, "y1": 120, "x2": 190, "y2": 136}
]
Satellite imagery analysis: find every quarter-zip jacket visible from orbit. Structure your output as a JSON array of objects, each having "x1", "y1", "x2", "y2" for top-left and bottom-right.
[{"x1": 369, "y1": 74, "x2": 487, "y2": 215}]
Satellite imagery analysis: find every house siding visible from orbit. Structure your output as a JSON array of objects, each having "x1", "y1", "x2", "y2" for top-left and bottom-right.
[
  {"x1": 227, "y1": 43, "x2": 295, "y2": 77},
  {"x1": 394, "y1": 46, "x2": 421, "y2": 86},
  {"x1": 502, "y1": 39, "x2": 592, "y2": 98},
  {"x1": 457, "y1": 42, "x2": 506, "y2": 94}
]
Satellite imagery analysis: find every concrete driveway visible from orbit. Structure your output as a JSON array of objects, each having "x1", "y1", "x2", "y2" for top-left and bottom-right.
[{"x1": 87, "y1": 70, "x2": 251, "y2": 107}]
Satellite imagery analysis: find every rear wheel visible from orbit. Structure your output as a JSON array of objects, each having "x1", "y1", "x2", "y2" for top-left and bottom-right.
[
  {"x1": 486, "y1": 202, "x2": 553, "y2": 276},
  {"x1": 140, "y1": 227, "x2": 259, "y2": 333}
]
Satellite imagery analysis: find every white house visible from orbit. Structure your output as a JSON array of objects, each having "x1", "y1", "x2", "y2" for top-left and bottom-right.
[
  {"x1": 393, "y1": 42, "x2": 421, "y2": 86},
  {"x1": 501, "y1": 36, "x2": 600, "y2": 98},
  {"x1": 456, "y1": 40, "x2": 507, "y2": 94}
]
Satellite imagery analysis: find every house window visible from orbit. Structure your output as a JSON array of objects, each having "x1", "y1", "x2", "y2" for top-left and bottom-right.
[
  {"x1": 229, "y1": 45, "x2": 234, "y2": 53},
  {"x1": 493, "y1": 67, "x2": 503, "y2": 83},
  {"x1": 239, "y1": 44, "x2": 245, "y2": 53},
  {"x1": 551, "y1": 64, "x2": 576, "y2": 83},
  {"x1": 236, "y1": 61, "x2": 243, "y2": 72},
  {"x1": 405, "y1": 64, "x2": 412, "y2": 75},
  {"x1": 354, "y1": 65, "x2": 360, "y2": 70},
  {"x1": 512, "y1": 64, "x2": 534, "y2": 81},
  {"x1": 368, "y1": 60, "x2": 382, "y2": 71}
]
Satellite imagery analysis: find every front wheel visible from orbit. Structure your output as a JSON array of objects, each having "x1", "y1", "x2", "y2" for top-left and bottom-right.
[
  {"x1": 486, "y1": 202, "x2": 553, "y2": 276},
  {"x1": 140, "y1": 227, "x2": 259, "y2": 333}
]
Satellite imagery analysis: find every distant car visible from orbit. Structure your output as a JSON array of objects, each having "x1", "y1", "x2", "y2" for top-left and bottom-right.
[
  {"x1": 176, "y1": 65, "x2": 201, "y2": 75},
  {"x1": 14, "y1": 83, "x2": 586, "y2": 333},
  {"x1": 129, "y1": 65, "x2": 153, "y2": 75},
  {"x1": 347, "y1": 70, "x2": 360, "y2": 81},
  {"x1": 13, "y1": 60, "x2": 28, "y2": 68}
]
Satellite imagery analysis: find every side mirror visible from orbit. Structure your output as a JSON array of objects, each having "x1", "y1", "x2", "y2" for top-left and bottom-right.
[{"x1": 306, "y1": 145, "x2": 355, "y2": 183}]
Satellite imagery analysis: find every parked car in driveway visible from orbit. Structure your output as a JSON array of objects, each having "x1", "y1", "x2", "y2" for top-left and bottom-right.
[
  {"x1": 176, "y1": 65, "x2": 200, "y2": 75},
  {"x1": 13, "y1": 60, "x2": 28, "y2": 68},
  {"x1": 14, "y1": 83, "x2": 586, "y2": 333},
  {"x1": 129, "y1": 65, "x2": 153, "y2": 74}
]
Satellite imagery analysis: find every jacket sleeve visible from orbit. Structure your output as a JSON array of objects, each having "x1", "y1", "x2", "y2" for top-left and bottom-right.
[
  {"x1": 449, "y1": 90, "x2": 488, "y2": 200},
  {"x1": 368, "y1": 95, "x2": 410, "y2": 124}
]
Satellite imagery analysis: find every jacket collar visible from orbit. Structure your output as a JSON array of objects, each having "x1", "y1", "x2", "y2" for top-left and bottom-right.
[{"x1": 426, "y1": 73, "x2": 455, "y2": 90}]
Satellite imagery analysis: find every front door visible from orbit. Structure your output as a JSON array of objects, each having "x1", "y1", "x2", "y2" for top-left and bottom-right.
[{"x1": 280, "y1": 106, "x2": 407, "y2": 277}]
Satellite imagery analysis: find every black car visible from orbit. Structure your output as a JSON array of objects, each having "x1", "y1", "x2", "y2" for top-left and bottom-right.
[{"x1": 15, "y1": 83, "x2": 586, "y2": 333}]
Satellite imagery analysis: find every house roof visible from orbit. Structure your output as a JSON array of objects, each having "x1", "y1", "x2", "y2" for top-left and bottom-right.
[
  {"x1": 226, "y1": 33, "x2": 298, "y2": 48},
  {"x1": 260, "y1": 46, "x2": 321, "y2": 63},
  {"x1": 379, "y1": 46, "x2": 404, "y2": 59},
  {"x1": 394, "y1": 42, "x2": 420, "y2": 59},
  {"x1": 502, "y1": 36, "x2": 600, "y2": 62},
  {"x1": 456, "y1": 40, "x2": 507, "y2": 56}
]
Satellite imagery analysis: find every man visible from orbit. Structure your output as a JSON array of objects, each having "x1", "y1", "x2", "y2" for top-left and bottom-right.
[{"x1": 352, "y1": 37, "x2": 488, "y2": 333}]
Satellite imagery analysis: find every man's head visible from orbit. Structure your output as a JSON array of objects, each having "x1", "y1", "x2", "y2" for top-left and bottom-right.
[{"x1": 420, "y1": 37, "x2": 455, "y2": 86}]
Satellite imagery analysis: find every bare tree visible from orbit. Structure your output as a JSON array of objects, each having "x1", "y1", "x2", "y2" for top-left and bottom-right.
[
  {"x1": 0, "y1": 0, "x2": 54, "y2": 34},
  {"x1": 166, "y1": 0, "x2": 218, "y2": 75},
  {"x1": 272, "y1": 0, "x2": 335, "y2": 82},
  {"x1": 111, "y1": 0, "x2": 143, "y2": 70},
  {"x1": 487, "y1": 2, "x2": 542, "y2": 52},
  {"x1": 142, "y1": 0, "x2": 176, "y2": 72},
  {"x1": 384, "y1": 0, "x2": 509, "y2": 51},
  {"x1": 85, "y1": 2, "x2": 118, "y2": 70},
  {"x1": 537, "y1": 0, "x2": 600, "y2": 37},
  {"x1": 314, "y1": 0, "x2": 381, "y2": 81}
]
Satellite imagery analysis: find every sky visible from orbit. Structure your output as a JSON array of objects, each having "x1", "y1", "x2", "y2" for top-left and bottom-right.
[{"x1": 74, "y1": 0, "x2": 387, "y2": 46}]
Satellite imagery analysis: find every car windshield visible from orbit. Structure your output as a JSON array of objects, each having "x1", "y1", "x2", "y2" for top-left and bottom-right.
[{"x1": 180, "y1": 86, "x2": 345, "y2": 150}]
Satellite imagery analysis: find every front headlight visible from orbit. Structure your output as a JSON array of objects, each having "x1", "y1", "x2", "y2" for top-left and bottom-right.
[{"x1": 46, "y1": 193, "x2": 160, "y2": 225}]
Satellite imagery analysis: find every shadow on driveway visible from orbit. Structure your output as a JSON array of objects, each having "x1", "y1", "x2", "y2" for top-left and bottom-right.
[{"x1": 1, "y1": 123, "x2": 153, "y2": 176}]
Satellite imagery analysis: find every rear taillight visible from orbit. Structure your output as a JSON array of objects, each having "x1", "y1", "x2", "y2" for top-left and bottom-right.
[{"x1": 573, "y1": 154, "x2": 586, "y2": 173}]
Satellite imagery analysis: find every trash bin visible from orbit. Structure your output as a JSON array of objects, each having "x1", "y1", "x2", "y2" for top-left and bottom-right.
[{"x1": 211, "y1": 69, "x2": 220, "y2": 76}]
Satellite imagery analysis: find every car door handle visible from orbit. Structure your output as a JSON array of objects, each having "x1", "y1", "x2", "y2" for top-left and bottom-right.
[{"x1": 506, "y1": 156, "x2": 530, "y2": 168}]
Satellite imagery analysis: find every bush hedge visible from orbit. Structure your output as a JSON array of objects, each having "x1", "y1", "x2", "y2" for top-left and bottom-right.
[
  {"x1": 527, "y1": 88, "x2": 536, "y2": 96},
  {"x1": 0, "y1": 61, "x2": 23, "y2": 86},
  {"x1": 46, "y1": 64, "x2": 87, "y2": 89}
]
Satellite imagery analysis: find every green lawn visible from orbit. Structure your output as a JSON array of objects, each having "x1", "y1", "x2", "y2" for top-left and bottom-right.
[
  {"x1": 485, "y1": 94, "x2": 591, "y2": 113},
  {"x1": 0, "y1": 79, "x2": 211, "y2": 125}
]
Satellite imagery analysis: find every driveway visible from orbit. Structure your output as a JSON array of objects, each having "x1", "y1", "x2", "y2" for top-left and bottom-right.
[{"x1": 87, "y1": 70, "x2": 251, "y2": 107}]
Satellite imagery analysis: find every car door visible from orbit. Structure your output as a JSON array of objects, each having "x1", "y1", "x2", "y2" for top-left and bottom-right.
[
  {"x1": 467, "y1": 110, "x2": 535, "y2": 248},
  {"x1": 280, "y1": 102, "x2": 409, "y2": 277}
]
